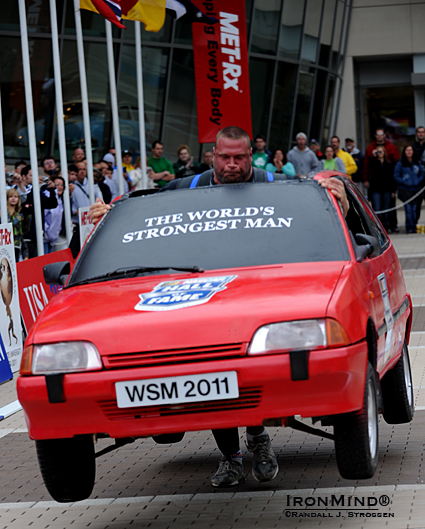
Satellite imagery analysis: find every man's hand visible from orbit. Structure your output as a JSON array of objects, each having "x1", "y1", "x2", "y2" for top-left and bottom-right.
[
  {"x1": 89, "y1": 197, "x2": 111, "y2": 224},
  {"x1": 317, "y1": 177, "x2": 349, "y2": 217}
]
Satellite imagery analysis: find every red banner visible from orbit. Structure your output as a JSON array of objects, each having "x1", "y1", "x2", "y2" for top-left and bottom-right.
[
  {"x1": 192, "y1": 1, "x2": 252, "y2": 143},
  {"x1": 17, "y1": 249, "x2": 74, "y2": 335}
]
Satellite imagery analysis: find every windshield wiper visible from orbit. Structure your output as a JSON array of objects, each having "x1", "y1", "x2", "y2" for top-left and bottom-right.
[{"x1": 68, "y1": 265, "x2": 204, "y2": 287}]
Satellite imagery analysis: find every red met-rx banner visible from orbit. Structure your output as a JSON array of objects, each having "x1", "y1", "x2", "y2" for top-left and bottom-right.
[{"x1": 192, "y1": 0, "x2": 252, "y2": 143}]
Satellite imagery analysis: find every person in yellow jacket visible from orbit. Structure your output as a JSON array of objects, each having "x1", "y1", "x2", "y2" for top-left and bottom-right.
[{"x1": 331, "y1": 136, "x2": 357, "y2": 178}]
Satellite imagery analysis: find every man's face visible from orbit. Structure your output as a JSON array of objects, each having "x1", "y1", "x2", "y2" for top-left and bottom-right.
[
  {"x1": 15, "y1": 163, "x2": 25, "y2": 174},
  {"x1": 23, "y1": 170, "x2": 32, "y2": 184},
  {"x1": 375, "y1": 130, "x2": 385, "y2": 144},
  {"x1": 122, "y1": 153, "x2": 132, "y2": 165},
  {"x1": 309, "y1": 143, "x2": 318, "y2": 153},
  {"x1": 203, "y1": 151, "x2": 213, "y2": 165},
  {"x1": 105, "y1": 169, "x2": 113, "y2": 180},
  {"x1": 43, "y1": 158, "x2": 57, "y2": 174},
  {"x1": 417, "y1": 128, "x2": 425, "y2": 141},
  {"x1": 99, "y1": 161, "x2": 108, "y2": 175},
  {"x1": 345, "y1": 140, "x2": 354, "y2": 152},
  {"x1": 213, "y1": 136, "x2": 252, "y2": 184},
  {"x1": 152, "y1": 143, "x2": 163, "y2": 158},
  {"x1": 68, "y1": 170, "x2": 77, "y2": 182},
  {"x1": 73, "y1": 148, "x2": 84, "y2": 162},
  {"x1": 331, "y1": 137, "x2": 340, "y2": 152},
  {"x1": 254, "y1": 138, "x2": 266, "y2": 153},
  {"x1": 76, "y1": 161, "x2": 86, "y2": 183},
  {"x1": 297, "y1": 136, "x2": 306, "y2": 149}
]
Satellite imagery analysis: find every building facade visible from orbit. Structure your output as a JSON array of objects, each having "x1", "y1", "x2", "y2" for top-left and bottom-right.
[{"x1": 0, "y1": 0, "x2": 351, "y2": 164}]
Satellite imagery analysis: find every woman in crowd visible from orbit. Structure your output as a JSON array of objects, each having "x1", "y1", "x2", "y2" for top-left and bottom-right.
[
  {"x1": 366, "y1": 146, "x2": 396, "y2": 231},
  {"x1": 320, "y1": 145, "x2": 347, "y2": 173},
  {"x1": 6, "y1": 188, "x2": 28, "y2": 262},
  {"x1": 265, "y1": 149, "x2": 296, "y2": 177},
  {"x1": 173, "y1": 145, "x2": 199, "y2": 179},
  {"x1": 43, "y1": 176, "x2": 65, "y2": 253},
  {"x1": 394, "y1": 145, "x2": 424, "y2": 233}
]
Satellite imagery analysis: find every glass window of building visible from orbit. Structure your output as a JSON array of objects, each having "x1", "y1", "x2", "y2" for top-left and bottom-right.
[
  {"x1": 269, "y1": 62, "x2": 298, "y2": 149},
  {"x1": 249, "y1": 58, "x2": 275, "y2": 138},
  {"x1": 331, "y1": 0, "x2": 346, "y2": 71},
  {"x1": 293, "y1": 68, "x2": 315, "y2": 136},
  {"x1": 310, "y1": 70, "x2": 327, "y2": 142},
  {"x1": 279, "y1": 0, "x2": 305, "y2": 60},
  {"x1": 301, "y1": 0, "x2": 323, "y2": 64},
  {"x1": 319, "y1": 0, "x2": 336, "y2": 67},
  {"x1": 250, "y1": 0, "x2": 282, "y2": 55}
]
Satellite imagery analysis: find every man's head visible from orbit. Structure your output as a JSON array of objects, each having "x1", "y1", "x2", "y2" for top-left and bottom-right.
[
  {"x1": 68, "y1": 164, "x2": 78, "y2": 182},
  {"x1": 14, "y1": 160, "x2": 26, "y2": 174},
  {"x1": 296, "y1": 132, "x2": 307, "y2": 150},
  {"x1": 104, "y1": 166, "x2": 113, "y2": 180},
  {"x1": 213, "y1": 126, "x2": 252, "y2": 184},
  {"x1": 103, "y1": 153, "x2": 115, "y2": 167},
  {"x1": 21, "y1": 165, "x2": 32, "y2": 184},
  {"x1": 254, "y1": 135, "x2": 266, "y2": 153},
  {"x1": 375, "y1": 128, "x2": 386, "y2": 145},
  {"x1": 42, "y1": 155, "x2": 57, "y2": 176},
  {"x1": 76, "y1": 160, "x2": 87, "y2": 183},
  {"x1": 98, "y1": 160, "x2": 109, "y2": 176},
  {"x1": 203, "y1": 150, "x2": 213, "y2": 166},
  {"x1": 330, "y1": 136, "x2": 341, "y2": 153},
  {"x1": 122, "y1": 150, "x2": 132, "y2": 166},
  {"x1": 345, "y1": 138, "x2": 355, "y2": 153},
  {"x1": 151, "y1": 141, "x2": 164, "y2": 159},
  {"x1": 416, "y1": 126, "x2": 425, "y2": 142},
  {"x1": 73, "y1": 148, "x2": 85, "y2": 163},
  {"x1": 309, "y1": 139, "x2": 319, "y2": 154}
]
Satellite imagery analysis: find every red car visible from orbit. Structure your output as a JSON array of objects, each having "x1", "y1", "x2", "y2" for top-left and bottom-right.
[{"x1": 17, "y1": 174, "x2": 414, "y2": 502}]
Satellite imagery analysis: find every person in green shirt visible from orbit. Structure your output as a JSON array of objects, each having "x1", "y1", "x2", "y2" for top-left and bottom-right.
[
  {"x1": 148, "y1": 141, "x2": 175, "y2": 188},
  {"x1": 252, "y1": 135, "x2": 270, "y2": 170}
]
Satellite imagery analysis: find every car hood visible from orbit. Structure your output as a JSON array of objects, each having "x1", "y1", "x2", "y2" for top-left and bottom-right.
[{"x1": 30, "y1": 262, "x2": 346, "y2": 354}]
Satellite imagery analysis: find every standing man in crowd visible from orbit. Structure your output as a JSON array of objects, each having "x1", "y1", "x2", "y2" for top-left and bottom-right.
[
  {"x1": 70, "y1": 160, "x2": 102, "y2": 224},
  {"x1": 252, "y1": 135, "x2": 271, "y2": 169},
  {"x1": 72, "y1": 148, "x2": 85, "y2": 164},
  {"x1": 344, "y1": 137, "x2": 365, "y2": 194},
  {"x1": 364, "y1": 128, "x2": 400, "y2": 232},
  {"x1": 199, "y1": 150, "x2": 213, "y2": 172},
  {"x1": 413, "y1": 126, "x2": 425, "y2": 160},
  {"x1": 41, "y1": 155, "x2": 58, "y2": 181},
  {"x1": 287, "y1": 132, "x2": 320, "y2": 176},
  {"x1": 148, "y1": 140, "x2": 175, "y2": 188},
  {"x1": 309, "y1": 139, "x2": 323, "y2": 160},
  {"x1": 330, "y1": 136, "x2": 357, "y2": 177}
]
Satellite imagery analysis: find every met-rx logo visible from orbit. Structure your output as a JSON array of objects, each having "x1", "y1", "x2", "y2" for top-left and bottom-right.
[
  {"x1": 134, "y1": 276, "x2": 237, "y2": 312},
  {"x1": 0, "y1": 228, "x2": 12, "y2": 246}
]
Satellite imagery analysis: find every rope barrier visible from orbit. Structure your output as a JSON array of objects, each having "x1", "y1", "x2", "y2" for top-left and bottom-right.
[{"x1": 374, "y1": 184, "x2": 425, "y2": 214}]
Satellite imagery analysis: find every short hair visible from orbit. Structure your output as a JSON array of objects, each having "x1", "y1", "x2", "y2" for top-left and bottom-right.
[
  {"x1": 296, "y1": 132, "x2": 307, "y2": 141},
  {"x1": 331, "y1": 135, "x2": 340, "y2": 142},
  {"x1": 152, "y1": 140, "x2": 163, "y2": 149},
  {"x1": 21, "y1": 165, "x2": 31, "y2": 177},
  {"x1": 416, "y1": 126, "x2": 425, "y2": 133},
  {"x1": 7, "y1": 188, "x2": 21, "y2": 213},
  {"x1": 177, "y1": 144, "x2": 191, "y2": 156},
  {"x1": 41, "y1": 155, "x2": 55, "y2": 164},
  {"x1": 68, "y1": 164, "x2": 78, "y2": 173},
  {"x1": 14, "y1": 160, "x2": 26, "y2": 169},
  {"x1": 254, "y1": 135, "x2": 266, "y2": 142},
  {"x1": 215, "y1": 126, "x2": 251, "y2": 149}
]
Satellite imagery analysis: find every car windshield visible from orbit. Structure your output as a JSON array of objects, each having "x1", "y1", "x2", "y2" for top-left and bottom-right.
[{"x1": 68, "y1": 181, "x2": 350, "y2": 285}]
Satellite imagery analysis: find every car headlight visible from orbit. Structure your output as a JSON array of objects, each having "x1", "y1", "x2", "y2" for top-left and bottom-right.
[
  {"x1": 20, "y1": 342, "x2": 102, "y2": 375},
  {"x1": 248, "y1": 318, "x2": 349, "y2": 355}
]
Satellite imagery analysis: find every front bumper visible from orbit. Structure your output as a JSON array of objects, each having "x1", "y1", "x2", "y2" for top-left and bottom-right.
[{"x1": 17, "y1": 341, "x2": 367, "y2": 440}]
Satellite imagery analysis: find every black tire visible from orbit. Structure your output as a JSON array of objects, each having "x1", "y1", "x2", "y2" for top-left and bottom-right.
[
  {"x1": 36, "y1": 436, "x2": 96, "y2": 503},
  {"x1": 334, "y1": 362, "x2": 379, "y2": 479},
  {"x1": 381, "y1": 340, "x2": 414, "y2": 424},
  {"x1": 152, "y1": 432, "x2": 185, "y2": 444}
]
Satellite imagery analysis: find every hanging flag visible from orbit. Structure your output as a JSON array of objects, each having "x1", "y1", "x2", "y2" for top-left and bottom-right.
[
  {"x1": 192, "y1": 1, "x2": 252, "y2": 142},
  {"x1": 165, "y1": 0, "x2": 217, "y2": 24},
  {"x1": 121, "y1": 0, "x2": 167, "y2": 32},
  {"x1": 80, "y1": 0, "x2": 126, "y2": 29}
]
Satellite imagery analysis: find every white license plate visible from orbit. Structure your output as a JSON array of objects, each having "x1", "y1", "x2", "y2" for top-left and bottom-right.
[{"x1": 115, "y1": 371, "x2": 239, "y2": 408}]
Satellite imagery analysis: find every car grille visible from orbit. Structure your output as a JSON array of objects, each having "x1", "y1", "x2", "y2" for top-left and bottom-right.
[
  {"x1": 102, "y1": 343, "x2": 247, "y2": 369},
  {"x1": 99, "y1": 387, "x2": 262, "y2": 421}
]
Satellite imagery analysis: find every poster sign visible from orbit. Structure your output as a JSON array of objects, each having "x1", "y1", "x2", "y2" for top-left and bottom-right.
[
  {"x1": 79, "y1": 207, "x2": 94, "y2": 248},
  {"x1": 0, "y1": 223, "x2": 23, "y2": 373},
  {"x1": 16, "y1": 248, "x2": 74, "y2": 335},
  {"x1": 192, "y1": 0, "x2": 252, "y2": 143}
]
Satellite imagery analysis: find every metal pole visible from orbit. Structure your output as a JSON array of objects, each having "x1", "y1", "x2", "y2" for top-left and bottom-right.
[
  {"x1": 18, "y1": 0, "x2": 44, "y2": 256},
  {"x1": 0, "y1": 90, "x2": 7, "y2": 224},
  {"x1": 135, "y1": 21, "x2": 147, "y2": 189},
  {"x1": 73, "y1": 0, "x2": 95, "y2": 203},
  {"x1": 49, "y1": 0, "x2": 73, "y2": 243},
  {"x1": 105, "y1": 20, "x2": 124, "y2": 195}
]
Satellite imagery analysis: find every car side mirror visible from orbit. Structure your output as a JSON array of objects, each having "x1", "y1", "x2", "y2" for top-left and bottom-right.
[
  {"x1": 43, "y1": 261, "x2": 71, "y2": 286},
  {"x1": 353, "y1": 233, "x2": 380, "y2": 261}
]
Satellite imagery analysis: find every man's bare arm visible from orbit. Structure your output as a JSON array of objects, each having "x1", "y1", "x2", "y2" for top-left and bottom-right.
[{"x1": 317, "y1": 177, "x2": 349, "y2": 217}]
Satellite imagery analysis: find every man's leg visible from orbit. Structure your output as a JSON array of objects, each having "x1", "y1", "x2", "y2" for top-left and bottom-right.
[
  {"x1": 246, "y1": 426, "x2": 279, "y2": 483},
  {"x1": 211, "y1": 428, "x2": 244, "y2": 487}
]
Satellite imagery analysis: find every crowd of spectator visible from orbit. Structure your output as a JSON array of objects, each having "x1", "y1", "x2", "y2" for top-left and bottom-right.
[{"x1": 3, "y1": 125, "x2": 425, "y2": 262}]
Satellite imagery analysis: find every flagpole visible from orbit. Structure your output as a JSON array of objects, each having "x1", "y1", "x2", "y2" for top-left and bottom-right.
[
  {"x1": 49, "y1": 0, "x2": 73, "y2": 243},
  {"x1": 18, "y1": 0, "x2": 44, "y2": 257},
  {"x1": 105, "y1": 20, "x2": 124, "y2": 196},
  {"x1": 0, "y1": 90, "x2": 7, "y2": 224},
  {"x1": 135, "y1": 21, "x2": 148, "y2": 189},
  {"x1": 73, "y1": 0, "x2": 95, "y2": 203}
]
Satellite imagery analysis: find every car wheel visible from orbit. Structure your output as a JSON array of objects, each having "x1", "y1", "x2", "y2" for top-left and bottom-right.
[
  {"x1": 152, "y1": 432, "x2": 185, "y2": 444},
  {"x1": 36, "y1": 436, "x2": 95, "y2": 503},
  {"x1": 334, "y1": 362, "x2": 379, "y2": 479},
  {"x1": 381, "y1": 340, "x2": 414, "y2": 424}
]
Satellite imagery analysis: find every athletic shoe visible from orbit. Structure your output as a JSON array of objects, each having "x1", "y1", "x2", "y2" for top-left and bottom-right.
[
  {"x1": 247, "y1": 434, "x2": 279, "y2": 482},
  {"x1": 211, "y1": 458, "x2": 244, "y2": 487}
]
